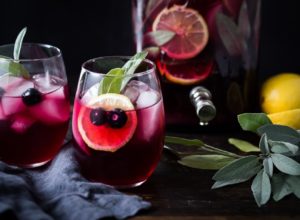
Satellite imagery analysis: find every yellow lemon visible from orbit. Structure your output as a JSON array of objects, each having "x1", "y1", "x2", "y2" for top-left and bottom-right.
[
  {"x1": 260, "y1": 73, "x2": 300, "y2": 114},
  {"x1": 267, "y1": 109, "x2": 300, "y2": 129}
]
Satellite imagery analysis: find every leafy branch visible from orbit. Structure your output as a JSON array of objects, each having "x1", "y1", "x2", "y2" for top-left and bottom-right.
[{"x1": 165, "y1": 113, "x2": 300, "y2": 207}]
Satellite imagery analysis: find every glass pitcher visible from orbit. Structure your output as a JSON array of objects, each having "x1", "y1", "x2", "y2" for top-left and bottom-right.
[{"x1": 132, "y1": 0, "x2": 261, "y2": 129}]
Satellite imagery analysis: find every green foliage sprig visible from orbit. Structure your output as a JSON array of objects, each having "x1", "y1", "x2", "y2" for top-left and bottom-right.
[{"x1": 165, "y1": 113, "x2": 300, "y2": 206}]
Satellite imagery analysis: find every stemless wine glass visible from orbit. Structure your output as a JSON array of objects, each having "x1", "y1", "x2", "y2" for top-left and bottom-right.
[
  {"x1": 72, "y1": 56, "x2": 165, "y2": 188},
  {"x1": 0, "y1": 43, "x2": 70, "y2": 167}
]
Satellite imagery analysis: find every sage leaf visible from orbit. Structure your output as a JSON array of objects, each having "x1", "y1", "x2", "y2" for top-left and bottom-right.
[
  {"x1": 165, "y1": 136, "x2": 204, "y2": 148},
  {"x1": 143, "y1": 30, "x2": 175, "y2": 47},
  {"x1": 0, "y1": 57, "x2": 30, "y2": 79},
  {"x1": 271, "y1": 145, "x2": 291, "y2": 154},
  {"x1": 238, "y1": 0, "x2": 251, "y2": 42},
  {"x1": 238, "y1": 113, "x2": 272, "y2": 133},
  {"x1": 216, "y1": 12, "x2": 242, "y2": 56},
  {"x1": 251, "y1": 170, "x2": 271, "y2": 207},
  {"x1": 269, "y1": 140, "x2": 299, "y2": 155},
  {"x1": 228, "y1": 138, "x2": 260, "y2": 153},
  {"x1": 257, "y1": 124, "x2": 300, "y2": 144},
  {"x1": 213, "y1": 155, "x2": 261, "y2": 181},
  {"x1": 179, "y1": 155, "x2": 235, "y2": 170},
  {"x1": 272, "y1": 173, "x2": 292, "y2": 201},
  {"x1": 121, "y1": 51, "x2": 148, "y2": 90},
  {"x1": 259, "y1": 134, "x2": 270, "y2": 154},
  {"x1": 97, "y1": 51, "x2": 148, "y2": 95},
  {"x1": 286, "y1": 176, "x2": 300, "y2": 198},
  {"x1": 98, "y1": 68, "x2": 125, "y2": 95},
  {"x1": 263, "y1": 157, "x2": 273, "y2": 177},
  {"x1": 0, "y1": 27, "x2": 30, "y2": 79},
  {"x1": 212, "y1": 178, "x2": 250, "y2": 189},
  {"x1": 144, "y1": 47, "x2": 160, "y2": 59},
  {"x1": 14, "y1": 27, "x2": 27, "y2": 60},
  {"x1": 271, "y1": 153, "x2": 300, "y2": 175}
]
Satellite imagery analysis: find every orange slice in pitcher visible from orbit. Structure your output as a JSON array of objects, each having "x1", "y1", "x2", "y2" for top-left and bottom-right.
[
  {"x1": 78, "y1": 94, "x2": 137, "y2": 152},
  {"x1": 152, "y1": 5, "x2": 209, "y2": 60}
]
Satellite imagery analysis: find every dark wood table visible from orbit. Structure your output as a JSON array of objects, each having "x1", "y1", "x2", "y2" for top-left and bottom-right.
[{"x1": 123, "y1": 132, "x2": 300, "y2": 220}]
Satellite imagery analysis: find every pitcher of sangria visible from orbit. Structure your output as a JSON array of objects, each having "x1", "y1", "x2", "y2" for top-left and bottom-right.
[{"x1": 132, "y1": 0, "x2": 261, "y2": 129}]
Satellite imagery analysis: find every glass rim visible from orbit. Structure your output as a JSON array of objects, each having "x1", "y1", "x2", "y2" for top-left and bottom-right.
[
  {"x1": 81, "y1": 56, "x2": 156, "y2": 77},
  {"x1": 0, "y1": 43, "x2": 62, "y2": 62}
]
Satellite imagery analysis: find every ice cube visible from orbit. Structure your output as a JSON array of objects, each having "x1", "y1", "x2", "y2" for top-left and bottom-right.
[
  {"x1": 126, "y1": 80, "x2": 150, "y2": 91},
  {"x1": 136, "y1": 90, "x2": 159, "y2": 109},
  {"x1": 0, "y1": 75, "x2": 24, "y2": 91},
  {"x1": 11, "y1": 114, "x2": 36, "y2": 134},
  {"x1": 123, "y1": 86, "x2": 140, "y2": 103},
  {"x1": 33, "y1": 74, "x2": 63, "y2": 94},
  {"x1": 1, "y1": 79, "x2": 34, "y2": 116},
  {"x1": 30, "y1": 86, "x2": 70, "y2": 125},
  {"x1": 122, "y1": 80, "x2": 150, "y2": 104}
]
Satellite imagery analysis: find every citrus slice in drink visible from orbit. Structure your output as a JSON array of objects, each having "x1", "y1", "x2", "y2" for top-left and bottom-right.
[
  {"x1": 152, "y1": 4, "x2": 209, "y2": 60},
  {"x1": 78, "y1": 93, "x2": 137, "y2": 152}
]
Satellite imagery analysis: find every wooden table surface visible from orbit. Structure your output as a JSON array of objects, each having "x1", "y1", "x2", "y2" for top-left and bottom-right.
[{"x1": 123, "y1": 132, "x2": 300, "y2": 220}]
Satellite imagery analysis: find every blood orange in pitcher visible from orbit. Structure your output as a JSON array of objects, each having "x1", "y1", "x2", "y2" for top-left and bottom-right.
[{"x1": 72, "y1": 54, "x2": 165, "y2": 188}]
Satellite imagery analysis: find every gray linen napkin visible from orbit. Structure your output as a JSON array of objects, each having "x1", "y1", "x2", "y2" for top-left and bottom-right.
[{"x1": 0, "y1": 143, "x2": 151, "y2": 220}]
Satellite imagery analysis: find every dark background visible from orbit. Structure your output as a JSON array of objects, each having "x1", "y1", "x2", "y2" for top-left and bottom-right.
[{"x1": 1, "y1": 0, "x2": 300, "y2": 95}]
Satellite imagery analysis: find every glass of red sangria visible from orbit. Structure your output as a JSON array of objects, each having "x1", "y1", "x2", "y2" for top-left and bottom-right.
[
  {"x1": 132, "y1": 0, "x2": 261, "y2": 128},
  {"x1": 72, "y1": 52, "x2": 165, "y2": 188},
  {"x1": 0, "y1": 29, "x2": 70, "y2": 167}
]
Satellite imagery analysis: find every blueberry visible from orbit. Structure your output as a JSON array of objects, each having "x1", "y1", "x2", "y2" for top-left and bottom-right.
[
  {"x1": 90, "y1": 108, "x2": 106, "y2": 126},
  {"x1": 22, "y1": 88, "x2": 42, "y2": 106},
  {"x1": 107, "y1": 108, "x2": 127, "y2": 128}
]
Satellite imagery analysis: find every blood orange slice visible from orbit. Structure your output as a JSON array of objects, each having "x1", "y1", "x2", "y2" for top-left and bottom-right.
[
  {"x1": 152, "y1": 5, "x2": 209, "y2": 60},
  {"x1": 156, "y1": 48, "x2": 214, "y2": 85},
  {"x1": 78, "y1": 93, "x2": 137, "y2": 152}
]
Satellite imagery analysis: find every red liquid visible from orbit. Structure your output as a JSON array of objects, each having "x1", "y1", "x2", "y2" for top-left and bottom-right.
[
  {"x1": 133, "y1": 0, "x2": 260, "y2": 129},
  {"x1": 0, "y1": 119, "x2": 69, "y2": 167},
  {"x1": 0, "y1": 77, "x2": 70, "y2": 167},
  {"x1": 72, "y1": 97, "x2": 165, "y2": 188}
]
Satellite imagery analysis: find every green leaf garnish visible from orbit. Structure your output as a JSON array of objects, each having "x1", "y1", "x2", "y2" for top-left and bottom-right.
[
  {"x1": 179, "y1": 155, "x2": 235, "y2": 170},
  {"x1": 238, "y1": 113, "x2": 272, "y2": 133},
  {"x1": 98, "y1": 51, "x2": 148, "y2": 95},
  {"x1": 0, "y1": 27, "x2": 30, "y2": 79},
  {"x1": 98, "y1": 68, "x2": 125, "y2": 94},
  {"x1": 251, "y1": 170, "x2": 271, "y2": 207},
  {"x1": 228, "y1": 138, "x2": 260, "y2": 152},
  {"x1": 216, "y1": 12, "x2": 243, "y2": 56},
  {"x1": 14, "y1": 27, "x2": 27, "y2": 60},
  {"x1": 143, "y1": 30, "x2": 175, "y2": 47}
]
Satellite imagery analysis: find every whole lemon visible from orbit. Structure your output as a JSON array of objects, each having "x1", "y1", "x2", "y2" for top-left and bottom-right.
[{"x1": 260, "y1": 73, "x2": 300, "y2": 114}]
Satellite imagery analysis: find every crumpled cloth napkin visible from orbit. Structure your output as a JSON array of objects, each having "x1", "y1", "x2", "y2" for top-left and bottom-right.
[{"x1": 0, "y1": 143, "x2": 151, "y2": 220}]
